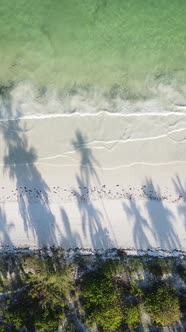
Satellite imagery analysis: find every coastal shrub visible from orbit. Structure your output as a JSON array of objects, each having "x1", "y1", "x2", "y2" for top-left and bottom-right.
[
  {"x1": 0, "y1": 254, "x2": 185, "y2": 331},
  {"x1": 81, "y1": 261, "x2": 123, "y2": 331},
  {"x1": 0, "y1": 255, "x2": 27, "y2": 292},
  {"x1": 145, "y1": 283, "x2": 180, "y2": 326},
  {"x1": 2, "y1": 280, "x2": 66, "y2": 331},
  {"x1": 30, "y1": 268, "x2": 74, "y2": 329},
  {"x1": 179, "y1": 289, "x2": 186, "y2": 320},
  {"x1": 87, "y1": 304, "x2": 123, "y2": 331},
  {"x1": 97, "y1": 258, "x2": 123, "y2": 276},
  {"x1": 65, "y1": 321, "x2": 77, "y2": 332},
  {"x1": 158, "y1": 259, "x2": 173, "y2": 275},
  {"x1": 146, "y1": 258, "x2": 173, "y2": 278},
  {"x1": 23, "y1": 255, "x2": 46, "y2": 273},
  {"x1": 30, "y1": 267, "x2": 74, "y2": 300},
  {"x1": 1, "y1": 267, "x2": 74, "y2": 330},
  {"x1": 125, "y1": 304, "x2": 141, "y2": 327},
  {"x1": 82, "y1": 273, "x2": 118, "y2": 307},
  {"x1": 30, "y1": 275, "x2": 66, "y2": 330},
  {"x1": 2, "y1": 291, "x2": 44, "y2": 330},
  {"x1": 146, "y1": 259, "x2": 164, "y2": 278},
  {"x1": 2, "y1": 289, "x2": 37, "y2": 329},
  {"x1": 176, "y1": 263, "x2": 186, "y2": 281},
  {"x1": 0, "y1": 257, "x2": 8, "y2": 276},
  {"x1": 129, "y1": 257, "x2": 143, "y2": 274},
  {"x1": 130, "y1": 280, "x2": 143, "y2": 299}
]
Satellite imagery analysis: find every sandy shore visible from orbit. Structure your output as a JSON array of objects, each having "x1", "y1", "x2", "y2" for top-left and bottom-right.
[
  {"x1": 0, "y1": 0, "x2": 185, "y2": 253},
  {"x1": 0, "y1": 111, "x2": 186, "y2": 250}
]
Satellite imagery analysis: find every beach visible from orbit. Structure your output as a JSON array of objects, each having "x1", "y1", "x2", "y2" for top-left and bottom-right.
[
  {"x1": 0, "y1": 1, "x2": 186, "y2": 251},
  {"x1": 0, "y1": 99, "x2": 186, "y2": 250}
]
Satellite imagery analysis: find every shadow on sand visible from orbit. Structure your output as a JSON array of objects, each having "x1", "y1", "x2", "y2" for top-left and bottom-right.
[
  {"x1": 0, "y1": 207, "x2": 14, "y2": 247},
  {"x1": 60, "y1": 208, "x2": 82, "y2": 248},
  {"x1": 0, "y1": 87, "x2": 183, "y2": 252},
  {"x1": 0, "y1": 87, "x2": 61, "y2": 248},
  {"x1": 123, "y1": 177, "x2": 182, "y2": 251},
  {"x1": 71, "y1": 130, "x2": 113, "y2": 249},
  {"x1": 145, "y1": 178, "x2": 181, "y2": 250},
  {"x1": 173, "y1": 175, "x2": 186, "y2": 231},
  {"x1": 122, "y1": 200, "x2": 152, "y2": 250},
  {"x1": 0, "y1": 88, "x2": 114, "y2": 250}
]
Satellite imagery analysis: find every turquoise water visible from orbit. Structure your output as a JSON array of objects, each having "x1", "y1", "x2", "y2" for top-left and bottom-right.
[{"x1": 0, "y1": 0, "x2": 185, "y2": 98}]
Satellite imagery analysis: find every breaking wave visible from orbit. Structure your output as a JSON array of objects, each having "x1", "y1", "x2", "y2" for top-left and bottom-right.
[{"x1": 0, "y1": 81, "x2": 186, "y2": 120}]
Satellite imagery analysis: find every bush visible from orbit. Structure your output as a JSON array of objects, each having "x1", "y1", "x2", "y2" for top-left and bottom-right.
[
  {"x1": 2, "y1": 289, "x2": 38, "y2": 329},
  {"x1": 1, "y1": 267, "x2": 73, "y2": 331},
  {"x1": 125, "y1": 304, "x2": 141, "y2": 327},
  {"x1": 176, "y1": 263, "x2": 186, "y2": 281},
  {"x1": 146, "y1": 258, "x2": 173, "y2": 278},
  {"x1": 81, "y1": 261, "x2": 123, "y2": 331},
  {"x1": 2, "y1": 287, "x2": 64, "y2": 331},
  {"x1": 88, "y1": 305, "x2": 123, "y2": 332},
  {"x1": 29, "y1": 269, "x2": 73, "y2": 330},
  {"x1": 178, "y1": 288, "x2": 186, "y2": 316},
  {"x1": 129, "y1": 258, "x2": 143, "y2": 274},
  {"x1": 146, "y1": 259, "x2": 163, "y2": 278},
  {"x1": 145, "y1": 283, "x2": 180, "y2": 326}
]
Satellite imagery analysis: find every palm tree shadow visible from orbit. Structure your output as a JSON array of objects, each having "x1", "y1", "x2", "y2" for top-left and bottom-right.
[
  {"x1": 145, "y1": 178, "x2": 181, "y2": 250},
  {"x1": 72, "y1": 130, "x2": 100, "y2": 186},
  {"x1": 123, "y1": 200, "x2": 152, "y2": 249},
  {"x1": 60, "y1": 208, "x2": 82, "y2": 248},
  {"x1": 173, "y1": 175, "x2": 186, "y2": 231},
  {"x1": 0, "y1": 207, "x2": 14, "y2": 247},
  {"x1": 1, "y1": 88, "x2": 61, "y2": 247},
  {"x1": 72, "y1": 130, "x2": 113, "y2": 249}
]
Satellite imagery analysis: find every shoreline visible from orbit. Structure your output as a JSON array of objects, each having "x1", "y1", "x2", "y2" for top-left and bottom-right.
[
  {"x1": 1, "y1": 111, "x2": 186, "y2": 122},
  {"x1": 0, "y1": 87, "x2": 186, "y2": 251},
  {"x1": 0, "y1": 81, "x2": 186, "y2": 121}
]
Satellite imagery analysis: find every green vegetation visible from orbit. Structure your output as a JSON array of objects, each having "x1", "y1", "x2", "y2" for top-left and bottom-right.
[
  {"x1": 125, "y1": 304, "x2": 141, "y2": 327},
  {"x1": 145, "y1": 283, "x2": 180, "y2": 326},
  {"x1": 0, "y1": 252, "x2": 185, "y2": 331},
  {"x1": 146, "y1": 258, "x2": 173, "y2": 278},
  {"x1": 81, "y1": 260, "x2": 123, "y2": 331},
  {"x1": 176, "y1": 262, "x2": 186, "y2": 282},
  {"x1": 0, "y1": 253, "x2": 74, "y2": 331}
]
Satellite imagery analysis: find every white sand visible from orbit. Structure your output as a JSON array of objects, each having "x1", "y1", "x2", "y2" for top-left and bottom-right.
[{"x1": 0, "y1": 107, "x2": 186, "y2": 250}]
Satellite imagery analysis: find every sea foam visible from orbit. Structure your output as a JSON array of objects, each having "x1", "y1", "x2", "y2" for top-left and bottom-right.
[{"x1": 0, "y1": 81, "x2": 186, "y2": 121}]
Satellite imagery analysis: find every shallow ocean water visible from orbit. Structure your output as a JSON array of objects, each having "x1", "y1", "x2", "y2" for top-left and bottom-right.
[{"x1": 0, "y1": 0, "x2": 185, "y2": 102}]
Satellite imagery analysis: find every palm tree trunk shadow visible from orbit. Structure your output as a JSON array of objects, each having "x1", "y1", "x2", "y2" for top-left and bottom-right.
[
  {"x1": 145, "y1": 178, "x2": 182, "y2": 250},
  {"x1": 72, "y1": 130, "x2": 114, "y2": 249},
  {"x1": 1, "y1": 90, "x2": 61, "y2": 248},
  {"x1": 60, "y1": 208, "x2": 82, "y2": 249},
  {"x1": 173, "y1": 175, "x2": 186, "y2": 231},
  {"x1": 122, "y1": 200, "x2": 152, "y2": 250},
  {"x1": 0, "y1": 207, "x2": 14, "y2": 247}
]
